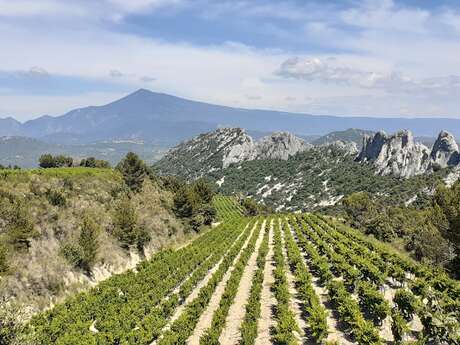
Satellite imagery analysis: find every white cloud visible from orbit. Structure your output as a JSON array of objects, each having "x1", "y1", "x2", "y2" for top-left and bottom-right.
[{"x1": 276, "y1": 57, "x2": 460, "y2": 97}]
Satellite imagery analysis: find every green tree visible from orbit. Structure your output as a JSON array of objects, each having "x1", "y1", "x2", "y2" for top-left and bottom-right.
[
  {"x1": 38, "y1": 154, "x2": 55, "y2": 168},
  {"x1": 112, "y1": 197, "x2": 150, "y2": 251},
  {"x1": 173, "y1": 186, "x2": 195, "y2": 218},
  {"x1": 116, "y1": 152, "x2": 148, "y2": 192},
  {"x1": 191, "y1": 179, "x2": 215, "y2": 204},
  {"x1": 78, "y1": 214, "x2": 101, "y2": 272}
]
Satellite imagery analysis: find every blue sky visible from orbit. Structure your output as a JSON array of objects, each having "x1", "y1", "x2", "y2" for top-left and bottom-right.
[{"x1": 1, "y1": 0, "x2": 460, "y2": 121}]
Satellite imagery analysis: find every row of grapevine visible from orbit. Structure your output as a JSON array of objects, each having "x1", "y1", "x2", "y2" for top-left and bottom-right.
[
  {"x1": 157, "y1": 219, "x2": 260, "y2": 344},
  {"x1": 271, "y1": 218, "x2": 299, "y2": 344},
  {"x1": 213, "y1": 195, "x2": 244, "y2": 220},
  {"x1": 281, "y1": 218, "x2": 329, "y2": 343},
  {"x1": 199, "y1": 219, "x2": 266, "y2": 343},
  {"x1": 238, "y1": 217, "x2": 271, "y2": 345},
  {"x1": 30, "y1": 215, "x2": 250, "y2": 344}
]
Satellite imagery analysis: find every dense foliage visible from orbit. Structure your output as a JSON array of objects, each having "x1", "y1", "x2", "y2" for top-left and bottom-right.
[
  {"x1": 39, "y1": 154, "x2": 73, "y2": 168},
  {"x1": 341, "y1": 180, "x2": 460, "y2": 275}
]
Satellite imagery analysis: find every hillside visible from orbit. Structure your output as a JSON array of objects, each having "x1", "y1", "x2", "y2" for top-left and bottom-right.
[
  {"x1": 4, "y1": 89, "x2": 460, "y2": 146},
  {"x1": 14, "y1": 204, "x2": 459, "y2": 345},
  {"x1": 0, "y1": 154, "x2": 223, "y2": 329},
  {"x1": 155, "y1": 128, "x2": 450, "y2": 211}
]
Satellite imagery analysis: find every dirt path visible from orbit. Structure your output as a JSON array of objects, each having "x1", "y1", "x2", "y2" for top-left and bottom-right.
[
  {"x1": 280, "y1": 221, "x2": 308, "y2": 344},
  {"x1": 151, "y1": 223, "x2": 250, "y2": 345},
  {"x1": 187, "y1": 221, "x2": 259, "y2": 345},
  {"x1": 218, "y1": 219, "x2": 267, "y2": 345},
  {"x1": 255, "y1": 220, "x2": 276, "y2": 345}
]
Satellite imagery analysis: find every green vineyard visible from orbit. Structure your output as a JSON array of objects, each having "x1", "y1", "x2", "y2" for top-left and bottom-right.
[{"x1": 27, "y1": 197, "x2": 459, "y2": 344}]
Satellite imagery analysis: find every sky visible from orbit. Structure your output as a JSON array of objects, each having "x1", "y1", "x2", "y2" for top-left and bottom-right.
[{"x1": 1, "y1": 0, "x2": 460, "y2": 121}]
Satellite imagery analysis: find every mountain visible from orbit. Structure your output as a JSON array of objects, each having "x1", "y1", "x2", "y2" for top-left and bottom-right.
[
  {"x1": 155, "y1": 128, "x2": 311, "y2": 179},
  {"x1": 5, "y1": 89, "x2": 460, "y2": 146},
  {"x1": 155, "y1": 128, "x2": 449, "y2": 211},
  {"x1": 0, "y1": 117, "x2": 22, "y2": 136},
  {"x1": 312, "y1": 128, "x2": 374, "y2": 148},
  {"x1": 356, "y1": 130, "x2": 460, "y2": 178}
]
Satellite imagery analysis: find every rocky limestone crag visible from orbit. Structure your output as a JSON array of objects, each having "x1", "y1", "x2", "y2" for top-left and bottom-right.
[
  {"x1": 222, "y1": 128, "x2": 310, "y2": 167},
  {"x1": 255, "y1": 131, "x2": 311, "y2": 160},
  {"x1": 430, "y1": 130, "x2": 460, "y2": 169},
  {"x1": 321, "y1": 140, "x2": 358, "y2": 155},
  {"x1": 357, "y1": 129, "x2": 460, "y2": 178}
]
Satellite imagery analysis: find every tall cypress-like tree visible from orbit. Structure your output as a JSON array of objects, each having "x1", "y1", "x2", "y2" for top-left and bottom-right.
[{"x1": 78, "y1": 214, "x2": 100, "y2": 272}]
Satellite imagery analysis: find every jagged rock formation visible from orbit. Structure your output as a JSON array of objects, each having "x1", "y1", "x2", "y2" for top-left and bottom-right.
[
  {"x1": 155, "y1": 127, "x2": 310, "y2": 178},
  {"x1": 255, "y1": 131, "x2": 311, "y2": 161},
  {"x1": 357, "y1": 129, "x2": 460, "y2": 178},
  {"x1": 430, "y1": 130, "x2": 460, "y2": 169}
]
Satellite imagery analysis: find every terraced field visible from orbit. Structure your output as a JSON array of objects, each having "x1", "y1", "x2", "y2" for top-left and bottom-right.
[{"x1": 28, "y1": 197, "x2": 459, "y2": 345}]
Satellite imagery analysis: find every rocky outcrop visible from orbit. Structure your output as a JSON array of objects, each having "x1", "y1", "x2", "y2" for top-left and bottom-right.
[
  {"x1": 356, "y1": 129, "x2": 460, "y2": 178},
  {"x1": 255, "y1": 132, "x2": 311, "y2": 160},
  {"x1": 156, "y1": 127, "x2": 310, "y2": 178},
  {"x1": 322, "y1": 140, "x2": 358, "y2": 155},
  {"x1": 430, "y1": 130, "x2": 460, "y2": 169}
]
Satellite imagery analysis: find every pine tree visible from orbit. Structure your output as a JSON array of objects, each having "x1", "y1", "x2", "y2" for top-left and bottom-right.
[{"x1": 116, "y1": 152, "x2": 148, "y2": 192}]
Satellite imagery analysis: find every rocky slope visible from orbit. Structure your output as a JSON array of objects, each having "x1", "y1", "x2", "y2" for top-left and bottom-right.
[
  {"x1": 155, "y1": 128, "x2": 311, "y2": 178},
  {"x1": 356, "y1": 130, "x2": 460, "y2": 178},
  {"x1": 155, "y1": 127, "x2": 449, "y2": 211}
]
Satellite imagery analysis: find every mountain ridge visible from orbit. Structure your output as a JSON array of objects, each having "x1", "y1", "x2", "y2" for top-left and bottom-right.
[{"x1": 4, "y1": 89, "x2": 460, "y2": 145}]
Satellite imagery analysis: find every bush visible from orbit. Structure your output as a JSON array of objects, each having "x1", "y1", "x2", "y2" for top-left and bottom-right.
[
  {"x1": 241, "y1": 198, "x2": 259, "y2": 216},
  {"x1": 61, "y1": 243, "x2": 85, "y2": 268},
  {"x1": 79, "y1": 157, "x2": 110, "y2": 168},
  {"x1": 1, "y1": 198, "x2": 38, "y2": 251},
  {"x1": 190, "y1": 214, "x2": 205, "y2": 231},
  {"x1": 0, "y1": 244, "x2": 8, "y2": 274},
  {"x1": 45, "y1": 189, "x2": 66, "y2": 207}
]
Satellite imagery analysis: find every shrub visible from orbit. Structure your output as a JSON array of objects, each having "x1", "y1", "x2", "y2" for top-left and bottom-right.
[
  {"x1": 0, "y1": 244, "x2": 8, "y2": 274},
  {"x1": 241, "y1": 198, "x2": 259, "y2": 216},
  {"x1": 60, "y1": 243, "x2": 85, "y2": 268},
  {"x1": 2, "y1": 198, "x2": 38, "y2": 250},
  {"x1": 80, "y1": 157, "x2": 110, "y2": 168},
  {"x1": 45, "y1": 189, "x2": 66, "y2": 207}
]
